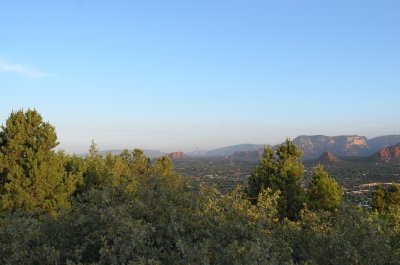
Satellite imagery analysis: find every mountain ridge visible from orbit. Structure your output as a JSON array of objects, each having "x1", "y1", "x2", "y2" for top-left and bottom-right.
[
  {"x1": 373, "y1": 143, "x2": 400, "y2": 162},
  {"x1": 81, "y1": 135, "x2": 400, "y2": 160}
]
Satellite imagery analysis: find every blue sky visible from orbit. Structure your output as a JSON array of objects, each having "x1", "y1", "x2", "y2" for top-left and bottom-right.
[{"x1": 1, "y1": 0, "x2": 399, "y2": 153}]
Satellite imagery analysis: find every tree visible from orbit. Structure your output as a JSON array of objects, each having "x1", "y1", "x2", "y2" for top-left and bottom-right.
[
  {"x1": 307, "y1": 164, "x2": 343, "y2": 211},
  {"x1": 371, "y1": 186, "x2": 386, "y2": 212},
  {"x1": 81, "y1": 140, "x2": 107, "y2": 191},
  {"x1": 372, "y1": 184, "x2": 400, "y2": 213},
  {"x1": 131, "y1": 149, "x2": 151, "y2": 176},
  {"x1": 152, "y1": 156, "x2": 174, "y2": 177},
  {"x1": 386, "y1": 184, "x2": 400, "y2": 207},
  {"x1": 0, "y1": 109, "x2": 78, "y2": 216},
  {"x1": 247, "y1": 139, "x2": 305, "y2": 220}
]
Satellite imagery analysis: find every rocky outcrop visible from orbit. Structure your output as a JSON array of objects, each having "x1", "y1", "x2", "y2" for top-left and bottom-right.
[
  {"x1": 316, "y1": 152, "x2": 340, "y2": 163},
  {"x1": 293, "y1": 135, "x2": 369, "y2": 159},
  {"x1": 168, "y1": 152, "x2": 186, "y2": 159},
  {"x1": 373, "y1": 144, "x2": 400, "y2": 161}
]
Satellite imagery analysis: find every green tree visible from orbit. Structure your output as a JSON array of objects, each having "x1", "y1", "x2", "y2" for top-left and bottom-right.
[
  {"x1": 307, "y1": 164, "x2": 343, "y2": 211},
  {"x1": 0, "y1": 109, "x2": 78, "y2": 216},
  {"x1": 131, "y1": 148, "x2": 151, "y2": 176},
  {"x1": 64, "y1": 154, "x2": 85, "y2": 193},
  {"x1": 152, "y1": 155, "x2": 174, "y2": 176},
  {"x1": 386, "y1": 184, "x2": 400, "y2": 207},
  {"x1": 372, "y1": 184, "x2": 400, "y2": 213},
  {"x1": 247, "y1": 139, "x2": 305, "y2": 220},
  {"x1": 81, "y1": 140, "x2": 107, "y2": 191},
  {"x1": 371, "y1": 186, "x2": 387, "y2": 212}
]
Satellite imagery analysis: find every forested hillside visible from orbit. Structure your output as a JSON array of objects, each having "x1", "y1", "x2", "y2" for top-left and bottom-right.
[{"x1": 0, "y1": 110, "x2": 399, "y2": 264}]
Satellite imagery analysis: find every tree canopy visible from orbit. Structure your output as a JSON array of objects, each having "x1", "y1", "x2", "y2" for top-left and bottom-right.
[
  {"x1": 307, "y1": 164, "x2": 343, "y2": 211},
  {"x1": 372, "y1": 184, "x2": 400, "y2": 213},
  {"x1": 247, "y1": 139, "x2": 305, "y2": 220},
  {"x1": 0, "y1": 109, "x2": 79, "y2": 216}
]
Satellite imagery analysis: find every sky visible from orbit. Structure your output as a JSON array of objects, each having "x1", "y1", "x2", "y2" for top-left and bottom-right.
[{"x1": 1, "y1": 0, "x2": 399, "y2": 153}]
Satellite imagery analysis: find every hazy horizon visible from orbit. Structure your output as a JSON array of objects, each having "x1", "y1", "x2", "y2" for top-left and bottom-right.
[
  {"x1": 51, "y1": 133, "x2": 398, "y2": 155},
  {"x1": 1, "y1": 1, "x2": 399, "y2": 153}
]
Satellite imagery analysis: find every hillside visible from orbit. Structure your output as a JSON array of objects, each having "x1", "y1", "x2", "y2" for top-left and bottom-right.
[
  {"x1": 373, "y1": 143, "x2": 400, "y2": 162},
  {"x1": 316, "y1": 152, "x2": 341, "y2": 163},
  {"x1": 368, "y1": 135, "x2": 400, "y2": 151},
  {"x1": 293, "y1": 135, "x2": 400, "y2": 160},
  {"x1": 190, "y1": 144, "x2": 264, "y2": 157}
]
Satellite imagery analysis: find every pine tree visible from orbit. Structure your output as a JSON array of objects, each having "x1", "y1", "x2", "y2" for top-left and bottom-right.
[
  {"x1": 386, "y1": 184, "x2": 400, "y2": 207},
  {"x1": 247, "y1": 139, "x2": 305, "y2": 220},
  {"x1": 132, "y1": 149, "x2": 151, "y2": 176},
  {"x1": 371, "y1": 186, "x2": 386, "y2": 212},
  {"x1": 372, "y1": 184, "x2": 400, "y2": 212},
  {"x1": 307, "y1": 164, "x2": 342, "y2": 211},
  {"x1": 152, "y1": 156, "x2": 174, "y2": 176},
  {"x1": 0, "y1": 109, "x2": 78, "y2": 216},
  {"x1": 82, "y1": 140, "x2": 107, "y2": 190}
]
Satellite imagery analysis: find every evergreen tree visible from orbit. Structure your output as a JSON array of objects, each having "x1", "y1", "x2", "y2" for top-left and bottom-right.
[
  {"x1": 152, "y1": 156, "x2": 174, "y2": 176},
  {"x1": 247, "y1": 139, "x2": 305, "y2": 220},
  {"x1": 0, "y1": 109, "x2": 78, "y2": 216},
  {"x1": 371, "y1": 186, "x2": 386, "y2": 212},
  {"x1": 307, "y1": 164, "x2": 343, "y2": 211},
  {"x1": 131, "y1": 148, "x2": 151, "y2": 176},
  {"x1": 372, "y1": 184, "x2": 400, "y2": 212},
  {"x1": 82, "y1": 140, "x2": 107, "y2": 190},
  {"x1": 386, "y1": 184, "x2": 400, "y2": 207}
]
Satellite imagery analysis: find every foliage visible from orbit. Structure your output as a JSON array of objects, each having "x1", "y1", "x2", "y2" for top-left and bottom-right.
[
  {"x1": 247, "y1": 139, "x2": 306, "y2": 220},
  {"x1": 371, "y1": 186, "x2": 387, "y2": 212},
  {"x1": 0, "y1": 211, "x2": 60, "y2": 265},
  {"x1": 307, "y1": 164, "x2": 343, "y2": 211},
  {"x1": 0, "y1": 174, "x2": 293, "y2": 264},
  {"x1": 0, "y1": 109, "x2": 79, "y2": 216},
  {"x1": 372, "y1": 183, "x2": 400, "y2": 213},
  {"x1": 281, "y1": 206, "x2": 399, "y2": 264}
]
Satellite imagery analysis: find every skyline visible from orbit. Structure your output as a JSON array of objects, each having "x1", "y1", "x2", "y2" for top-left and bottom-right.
[{"x1": 1, "y1": 1, "x2": 399, "y2": 153}]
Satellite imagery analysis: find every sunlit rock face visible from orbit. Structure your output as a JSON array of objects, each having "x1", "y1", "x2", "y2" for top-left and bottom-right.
[
  {"x1": 168, "y1": 152, "x2": 186, "y2": 159},
  {"x1": 374, "y1": 144, "x2": 400, "y2": 162},
  {"x1": 293, "y1": 135, "x2": 369, "y2": 160},
  {"x1": 317, "y1": 152, "x2": 340, "y2": 163}
]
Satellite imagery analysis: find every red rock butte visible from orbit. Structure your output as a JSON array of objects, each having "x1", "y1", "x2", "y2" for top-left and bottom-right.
[
  {"x1": 374, "y1": 144, "x2": 400, "y2": 161},
  {"x1": 167, "y1": 152, "x2": 186, "y2": 159},
  {"x1": 317, "y1": 152, "x2": 340, "y2": 163}
]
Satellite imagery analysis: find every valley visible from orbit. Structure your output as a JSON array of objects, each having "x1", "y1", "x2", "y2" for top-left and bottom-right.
[{"x1": 173, "y1": 156, "x2": 400, "y2": 205}]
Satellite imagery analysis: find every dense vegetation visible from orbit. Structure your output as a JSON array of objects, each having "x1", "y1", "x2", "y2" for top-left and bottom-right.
[{"x1": 0, "y1": 109, "x2": 399, "y2": 264}]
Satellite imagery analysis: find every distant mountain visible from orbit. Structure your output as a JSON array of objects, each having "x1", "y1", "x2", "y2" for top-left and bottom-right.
[
  {"x1": 186, "y1": 149, "x2": 209, "y2": 157},
  {"x1": 189, "y1": 144, "x2": 264, "y2": 157},
  {"x1": 293, "y1": 135, "x2": 400, "y2": 160},
  {"x1": 82, "y1": 135, "x2": 400, "y2": 161},
  {"x1": 316, "y1": 152, "x2": 340, "y2": 163},
  {"x1": 231, "y1": 149, "x2": 264, "y2": 162},
  {"x1": 294, "y1": 135, "x2": 369, "y2": 160},
  {"x1": 373, "y1": 143, "x2": 400, "y2": 162},
  {"x1": 98, "y1": 149, "x2": 166, "y2": 159},
  {"x1": 368, "y1": 135, "x2": 400, "y2": 151}
]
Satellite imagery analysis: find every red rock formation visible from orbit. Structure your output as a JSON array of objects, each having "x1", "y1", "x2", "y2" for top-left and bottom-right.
[
  {"x1": 293, "y1": 135, "x2": 369, "y2": 159},
  {"x1": 317, "y1": 152, "x2": 340, "y2": 163},
  {"x1": 374, "y1": 144, "x2": 400, "y2": 161},
  {"x1": 167, "y1": 152, "x2": 186, "y2": 159},
  {"x1": 343, "y1": 136, "x2": 368, "y2": 149}
]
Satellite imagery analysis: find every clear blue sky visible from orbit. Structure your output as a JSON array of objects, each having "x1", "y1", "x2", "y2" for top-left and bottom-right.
[{"x1": 1, "y1": 0, "x2": 399, "y2": 153}]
